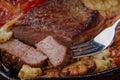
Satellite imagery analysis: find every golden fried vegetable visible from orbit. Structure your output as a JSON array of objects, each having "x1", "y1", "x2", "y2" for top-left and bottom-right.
[
  {"x1": 81, "y1": 0, "x2": 120, "y2": 18},
  {"x1": 42, "y1": 71, "x2": 60, "y2": 78},
  {"x1": 18, "y1": 65, "x2": 42, "y2": 80},
  {"x1": 94, "y1": 49, "x2": 111, "y2": 59},
  {"x1": 0, "y1": 13, "x2": 22, "y2": 43},
  {"x1": 82, "y1": 0, "x2": 119, "y2": 10},
  {"x1": 61, "y1": 61, "x2": 88, "y2": 76},
  {"x1": 80, "y1": 57, "x2": 96, "y2": 72},
  {"x1": 94, "y1": 58, "x2": 116, "y2": 72},
  {"x1": 93, "y1": 49, "x2": 116, "y2": 72}
]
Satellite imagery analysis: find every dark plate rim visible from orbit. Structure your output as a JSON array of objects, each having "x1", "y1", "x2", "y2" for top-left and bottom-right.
[
  {"x1": 0, "y1": 66, "x2": 120, "y2": 80},
  {"x1": 33, "y1": 66, "x2": 120, "y2": 80}
]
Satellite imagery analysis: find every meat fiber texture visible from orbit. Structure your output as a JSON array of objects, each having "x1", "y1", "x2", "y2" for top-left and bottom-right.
[
  {"x1": 36, "y1": 36, "x2": 72, "y2": 67},
  {"x1": 0, "y1": 39, "x2": 47, "y2": 69}
]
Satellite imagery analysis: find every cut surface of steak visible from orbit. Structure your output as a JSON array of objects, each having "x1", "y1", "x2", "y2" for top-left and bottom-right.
[
  {"x1": 15, "y1": 0, "x2": 104, "y2": 45},
  {"x1": 0, "y1": 39, "x2": 47, "y2": 69},
  {"x1": 36, "y1": 36, "x2": 71, "y2": 67}
]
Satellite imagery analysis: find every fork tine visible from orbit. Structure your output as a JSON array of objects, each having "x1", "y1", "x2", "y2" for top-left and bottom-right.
[
  {"x1": 70, "y1": 40, "x2": 92, "y2": 49},
  {"x1": 73, "y1": 44, "x2": 104, "y2": 58},
  {"x1": 73, "y1": 48, "x2": 99, "y2": 59},
  {"x1": 74, "y1": 47, "x2": 98, "y2": 56},
  {"x1": 72, "y1": 45, "x2": 93, "y2": 52},
  {"x1": 72, "y1": 40, "x2": 96, "y2": 53},
  {"x1": 73, "y1": 52, "x2": 97, "y2": 58},
  {"x1": 73, "y1": 48, "x2": 100, "y2": 59},
  {"x1": 72, "y1": 18, "x2": 120, "y2": 58}
]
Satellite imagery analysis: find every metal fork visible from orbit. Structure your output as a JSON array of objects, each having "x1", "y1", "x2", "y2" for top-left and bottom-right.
[{"x1": 71, "y1": 18, "x2": 120, "y2": 58}]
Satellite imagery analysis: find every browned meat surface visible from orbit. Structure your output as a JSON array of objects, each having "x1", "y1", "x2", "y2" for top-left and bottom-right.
[
  {"x1": 0, "y1": 39, "x2": 47, "y2": 69},
  {"x1": 14, "y1": 0, "x2": 105, "y2": 46},
  {"x1": 36, "y1": 36, "x2": 72, "y2": 67},
  {"x1": 12, "y1": 26, "x2": 72, "y2": 46}
]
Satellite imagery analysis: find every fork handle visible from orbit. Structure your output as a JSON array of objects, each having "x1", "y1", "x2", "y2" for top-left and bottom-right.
[
  {"x1": 94, "y1": 18, "x2": 120, "y2": 47},
  {"x1": 112, "y1": 18, "x2": 120, "y2": 30}
]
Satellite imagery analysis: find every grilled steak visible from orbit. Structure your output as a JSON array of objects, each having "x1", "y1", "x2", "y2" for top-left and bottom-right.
[
  {"x1": 11, "y1": 0, "x2": 105, "y2": 67},
  {"x1": 12, "y1": 26, "x2": 72, "y2": 46},
  {"x1": 0, "y1": 39, "x2": 47, "y2": 69},
  {"x1": 1, "y1": 0, "x2": 105, "y2": 69},
  {"x1": 14, "y1": 0, "x2": 105, "y2": 46},
  {"x1": 36, "y1": 36, "x2": 72, "y2": 67}
]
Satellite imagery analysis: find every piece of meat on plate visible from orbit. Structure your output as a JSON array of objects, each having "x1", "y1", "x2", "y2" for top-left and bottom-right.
[
  {"x1": 14, "y1": 0, "x2": 105, "y2": 45},
  {"x1": 12, "y1": 26, "x2": 72, "y2": 46},
  {"x1": 36, "y1": 36, "x2": 72, "y2": 67},
  {"x1": 0, "y1": 39, "x2": 47, "y2": 69}
]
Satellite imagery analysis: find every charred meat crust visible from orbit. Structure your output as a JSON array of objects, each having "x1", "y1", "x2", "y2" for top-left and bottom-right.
[
  {"x1": 15, "y1": 0, "x2": 103, "y2": 44},
  {"x1": 73, "y1": 15, "x2": 105, "y2": 44},
  {"x1": 0, "y1": 49, "x2": 25, "y2": 69},
  {"x1": 12, "y1": 14, "x2": 104, "y2": 47},
  {"x1": 84, "y1": 11, "x2": 99, "y2": 29}
]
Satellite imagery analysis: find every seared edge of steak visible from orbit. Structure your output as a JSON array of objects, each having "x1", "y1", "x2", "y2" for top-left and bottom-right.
[
  {"x1": 73, "y1": 15, "x2": 105, "y2": 44},
  {"x1": 12, "y1": 27, "x2": 72, "y2": 46}
]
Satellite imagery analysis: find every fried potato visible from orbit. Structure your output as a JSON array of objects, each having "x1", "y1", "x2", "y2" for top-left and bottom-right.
[
  {"x1": 18, "y1": 65, "x2": 42, "y2": 80},
  {"x1": 61, "y1": 63, "x2": 88, "y2": 76},
  {"x1": 94, "y1": 57, "x2": 116, "y2": 72},
  {"x1": 93, "y1": 49, "x2": 116, "y2": 72},
  {"x1": 81, "y1": 0, "x2": 120, "y2": 18},
  {"x1": 42, "y1": 71, "x2": 60, "y2": 78}
]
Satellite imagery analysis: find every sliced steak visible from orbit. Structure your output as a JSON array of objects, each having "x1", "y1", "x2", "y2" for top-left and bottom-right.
[
  {"x1": 36, "y1": 36, "x2": 72, "y2": 67},
  {"x1": 0, "y1": 39, "x2": 47, "y2": 69},
  {"x1": 14, "y1": 0, "x2": 105, "y2": 45}
]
